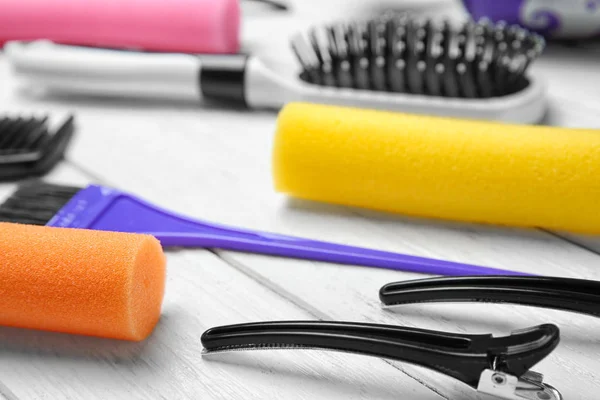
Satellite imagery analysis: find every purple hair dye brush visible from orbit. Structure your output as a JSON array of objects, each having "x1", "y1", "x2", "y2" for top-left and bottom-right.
[
  {"x1": 0, "y1": 181, "x2": 529, "y2": 276},
  {"x1": 462, "y1": 0, "x2": 600, "y2": 39}
]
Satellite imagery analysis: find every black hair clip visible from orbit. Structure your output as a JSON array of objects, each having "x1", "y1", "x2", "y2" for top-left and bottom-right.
[
  {"x1": 201, "y1": 321, "x2": 562, "y2": 400},
  {"x1": 378, "y1": 276, "x2": 600, "y2": 318},
  {"x1": 0, "y1": 113, "x2": 75, "y2": 181}
]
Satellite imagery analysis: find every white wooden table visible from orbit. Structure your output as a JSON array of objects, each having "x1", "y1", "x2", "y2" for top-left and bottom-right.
[{"x1": 1, "y1": 1, "x2": 600, "y2": 399}]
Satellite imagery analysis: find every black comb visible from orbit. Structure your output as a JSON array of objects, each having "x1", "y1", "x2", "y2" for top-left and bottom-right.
[
  {"x1": 0, "y1": 114, "x2": 75, "y2": 181},
  {"x1": 291, "y1": 13, "x2": 545, "y2": 98}
]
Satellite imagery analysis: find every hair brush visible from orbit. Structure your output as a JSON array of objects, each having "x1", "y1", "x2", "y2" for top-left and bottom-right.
[
  {"x1": 0, "y1": 114, "x2": 74, "y2": 181},
  {"x1": 5, "y1": 12, "x2": 547, "y2": 123}
]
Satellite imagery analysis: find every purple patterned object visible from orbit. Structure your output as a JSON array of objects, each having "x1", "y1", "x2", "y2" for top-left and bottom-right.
[{"x1": 462, "y1": 0, "x2": 600, "y2": 38}]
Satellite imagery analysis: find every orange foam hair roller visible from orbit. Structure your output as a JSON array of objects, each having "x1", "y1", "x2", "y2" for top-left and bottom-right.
[{"x1": 0, "y1": 223, "x2": 166, "y2": 341}]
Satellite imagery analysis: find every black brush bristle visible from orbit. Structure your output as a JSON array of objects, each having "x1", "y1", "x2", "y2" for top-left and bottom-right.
[
  {"x1": 291, "y1": 12, "x2": 545, "y2": 98},
  {"x1": 0, "y1": 181, "x2": 82, "y2": 225}
]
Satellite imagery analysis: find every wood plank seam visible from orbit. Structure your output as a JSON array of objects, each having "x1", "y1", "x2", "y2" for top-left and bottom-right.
[
  {"x1": 543, "y1": 229, "x2": 600, "y2": 257},
  {"x1": 348, "y1": 206, "x2": 600, "y2": 273},
  {"x1": 65, "y1": 158, "x2": 110, "y2": 185},
  {"x1": 0, "y1": 380, "x2": 19, "y2": 400},
  {"x1": 213, "y1": 250, "x2": 330, "y2": 320}
]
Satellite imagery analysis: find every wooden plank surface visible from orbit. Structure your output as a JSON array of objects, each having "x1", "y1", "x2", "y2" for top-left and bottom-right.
[
  {"x1": 47, "y1": 104, "x2": 600, "y2": 399},
  {"x1": 1, "y1": 0, "x2": 600, "y2": 399}
]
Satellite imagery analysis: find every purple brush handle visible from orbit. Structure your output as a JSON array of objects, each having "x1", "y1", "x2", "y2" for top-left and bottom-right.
[{"x1": 47, "y1": 185, "x2": 529, "y2": 276}]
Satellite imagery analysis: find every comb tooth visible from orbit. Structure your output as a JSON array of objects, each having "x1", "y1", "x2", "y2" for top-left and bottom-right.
[
  {"x1": 506, "y1": 24, "x2": 522, "y2": 55},
  {"x1": 434, "y1": 63, "x2": 446, "y2": 95},
  {"x1": 516, "y1": 31, "x2": 539, "y2": 70},
  {"x1": 0, "y1": 118, "x2": 18, "y2": 143},
  {"x1": 494, "y1": 20, "x2": 507, "y2": 40},
  {"x1": 501, "y1": 24, "x2": 522, "y2": 92},
  {"x1": 348, "y1": 22, "x2": 370, "y2": 90},
  {"x1": 307, "y1": 28, "x2": 327, "y2": 86},
  {"x1": 12, "y1": 118, "x2": 45, "y2": 149},
  {"x1": 368, "y1": 19, "x2": 387, "y2": 91},
  {"x1": 336, "y1": 25, "x2": 353, "y2": 88},
  {"x1": 441, "y1": 20, "x2": 460, "y2": 97},
  {"x1": 424, "y1": 20, "x2": 443, "y2": 96},
  {"x1": 14, "y1": 118, "x2": 41, "y2": 149},
  {"x1": 506, "y1": 54, "x2": 530, "y2": 93},
  {"x1": 505, "y1": 50, "x2": 525, "y2": 90},
  {"x1": 527, "y1": 32, "x2": 545, "y2": 57},
  {"x1": 307, "y1": 41, "x2": 324, "y2": 86},
  {"x1": 491, "y1": 22, "x2": 511, "y2": 94},
  {"x1": 511, "y1": 37, "x2": 521, "y2": 52},
  {"x1": 291, "y1": 36, "x2": 312, "y2": 82},
  {"x1": 24, "y1": 117, "x2": 50, "y2": 150},
  {"x1": 456, "y1": 22, "x2": 478, "y2": 98},
  {"x1": 325, "y1": 24, "x2": 340, "y2": 86},
  {"x1": 0, "y1": 117, "x2": 29, "y2": 149},
  {"x1": 308, "y1": 27, "x2": 323, "y2": 66},
  {"x1": 473, "y1": 20, "x2": 495, "y2": 97},
  {"x1": 462, "y1": 21, "x2": 478, "y2": 63},
  {"x1": 309, "y1": 27, "x2": 336, "y2": 87},
  {"x1": 326, "y1": 24, "x2": 338, "y2": 55},
  {"x1": 405, "y1": 19, "x2": 426, "y2": 95},
  {"x1": 8, "y1": 116, "x2": 48, "y2": 150},
  {"x1": 504, "y1": 26, "x2": 539, "y2": 92},
  {"x1": 523, "y1": 29, "x2": 542, "y2": 52},
  {"x1": 476, "y1": 61, "x2": 493, "y2": 98},
  {"x1": 0, "y1": 117, "x2": 13, "y2": 133},
  {"x1": 495, "y1": 55, "x2": 510, "y2": 95},
  {"x1": 387, "y1": 16, "x2": 407, "y2": 93},
  {"x1": 344, "y1": 23, "x2": 358, "y2": 89},
  {"x1": 515, "y1": 27, "x2": 529, "y2": 48},
  {"x1": 456, "y1": 63, "x2": 477, "y2": 98},
  {"x1": 476, "y1": 17, "x2": 539, "y2": 96},
  {"x1": 291, "y1": 35, "x2": 321, "y2": 85},
  {"x1": 329, "y1": 24, "x2": 353, "y2": 88}
]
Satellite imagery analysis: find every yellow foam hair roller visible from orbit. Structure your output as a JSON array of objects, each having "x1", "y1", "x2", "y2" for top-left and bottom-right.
[{"x1": 272, "y1": 103, "x2": 600, "y2": 234}]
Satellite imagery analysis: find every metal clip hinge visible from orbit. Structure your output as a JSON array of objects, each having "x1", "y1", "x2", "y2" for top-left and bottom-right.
[{"x1": 477, "y1": 369, "x2": 562, "y2": 400}]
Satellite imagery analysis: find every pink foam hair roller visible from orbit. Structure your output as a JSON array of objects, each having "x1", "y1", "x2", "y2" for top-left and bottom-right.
[{"x1": 0, "y1": 0, "x2": 240, "y2": 54}]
